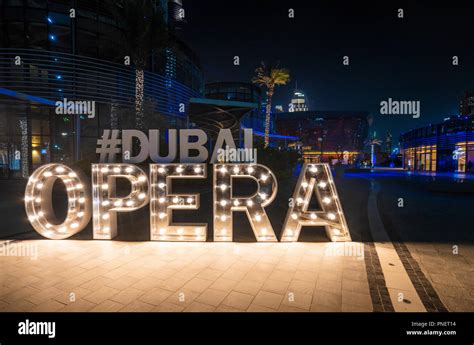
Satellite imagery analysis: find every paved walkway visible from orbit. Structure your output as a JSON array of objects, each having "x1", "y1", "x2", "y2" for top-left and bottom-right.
[
  {"x1": 0, "y1": 240, "x2": 373, "y2": 312},
  {"x1": 1, "y1": 238, "x2": 472, "y2": 312}
]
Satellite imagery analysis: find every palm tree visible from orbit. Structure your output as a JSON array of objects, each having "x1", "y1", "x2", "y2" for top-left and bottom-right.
[
  {"x1": 252, "y1": 62, "x2": 290, "y2": 148},
  {"x1": 365, "y1": 132, "x2": 382, "y2": 167},
  {"x1": 113, "y1": 0, "x2": 168, "y2": 129}
]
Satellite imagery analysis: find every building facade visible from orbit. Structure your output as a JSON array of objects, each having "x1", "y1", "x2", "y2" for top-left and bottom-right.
[
  {"x1": 459, "y1": 91, "x2": 474, "y2": 116},
  {"x1": 204, "y1": 82, "x2": 265, "y2": 132},
  {"x1": 0, "y1": 0, "x2": 203, "y2": 179},
  {"x1": 288, "y1": 89, "x2": 309, "y2": 112},
  {"x1": 275, "y1": 111, "x2": 370, "y2": 164},
  {"x1": 400, "y1": 115, "x2": 474, "y2": 173}
]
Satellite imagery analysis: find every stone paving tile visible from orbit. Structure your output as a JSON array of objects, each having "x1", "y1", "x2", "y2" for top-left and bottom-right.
[
  {"x1": 209, "y1": 277, "x2": 238, "y2": 293},
  {"x1": 281, "y1": 292, "x2": 313, "y2": 311},
  {"x1": 312, "y1": 290, "x2": 342, "y2": 310},
  {"x1": 293, "y1": 270, "x2": 318, "y2": 283},
  {"x1": 195, "y1": 289, "x2": 228, "y2": 307},
  {"x1": 131, "y1": 276, "x2": 162, "y2": 291},
  {"x1": 90, "y1": 300, "x2": 124, "y2": 312},
  {"x1": 252, "y1": 291, "x2": 284, "y2": 310},
  {"x1": 80, "y1": 276, "x2": 114, "y2": 291},
  {"x1": 1, "y1": 286, "x2": 41, "y2": 302},
  {"x1": 342, "y1": 291, "x2": 372, "y2": 309},
  {"x1": 156, "y1": 276, "x2": 188, "y2": 292},
  {"x1": 164, "y1": 288, "x2": 200, "y2": 307},
  {"x1": 105, "y1": 275, "x2": 140, "y2": 290},
  {"x1": 31, "y1": 299, "x2": 66, "y2": 312},
  {"x1": 315, "y1": 278, "x2": 342, "y2": 293},
  {"x1": 221, "y1": 291, "x2": 254, "y2": 310},
  {"x1": 53, "y1": 287, "x2": 92, "y2": 305},
  {"x1": 278, "y1": 305, "x2": 308, "y2": 312},
  {"x1": 342, "y1": 303, "x2": 372, "y2": 312},
  {"x1": 310, "y1": 303, "x2": 337, "y2": 312},
  {"x1": 61, "y1": 299, "x2": 96, "y2": 312},
  {"x1": 83, "y1": 286, "x2": 120, "y2": 305},
  {"x1": 261, "y1": 279, "x2": 290, "y2": 295},
  {"x1": 268, "y1": 270, "x2": 294, "y2": 283},
  {"x1": 196, "y1": 268, "x2": 224, "y2": 281},
  {"x1": 233, "y1": 279, "x2": 264, "y2": 295},
  {"x1": 185, "y1": 301, "x2": 216, "y2": 312},
  {"x1": 288, "y1": 280, "x2": 315, "y2": 295},
  {"x1": 7, "y1": 299, "x2": 37, "y2": 312},
  {"x1": 342, "y1": 269, "x2": 367, "y2": 282},
  {"x1": 250, "y1": 304, "x2": 282, "y2": 312},
  {"x1": 182, "y1": 277, "x2": 214, "y2": 293},
  {"x1": 152, "y1": 302, "x2": 185, "y2": 312},
  {"x1": 139, "y1": 288, "x2": 173, "y2": 306},
  {"x1": 342, "y1": 279, "x2": 370, "y2": 295},
  {"x1": 110, "y1": 288, "x2": 146, "y2": 305},
  {"x1": 318, "y1": 270, "x2": 343, "y2": 282},
  {"x1": 221, "y1": 268, "x2": 247, "y2": 281},
  {"x1": 25, "y1": 286, "x2": 64, "y2": 305},
  {"x1": 120, "y1": 300, "x2": 154, "y2": 312}
]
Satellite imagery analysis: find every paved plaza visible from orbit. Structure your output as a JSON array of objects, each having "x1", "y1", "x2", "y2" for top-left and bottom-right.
[
  {"x1": 1, "y1": 171, "x2": 473, "y2": 313},
  {"x1": 0, "y1": 239, "x2": 472, "y2": 312}
]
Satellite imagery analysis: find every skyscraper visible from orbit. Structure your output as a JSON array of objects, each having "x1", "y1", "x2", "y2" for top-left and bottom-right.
[
  {"x1": 289, "y1": 88, "x2": 309, "y2": 112},
  {"x1": 459, "y1": 91, "x2": 474, "y2": 115}
]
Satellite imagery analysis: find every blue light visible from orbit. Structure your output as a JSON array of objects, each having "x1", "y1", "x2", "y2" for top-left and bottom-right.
[
  {"x1": 41, "y1": 149, "x2": 47, "y2": 155},
  {"x1": 47, "y1": 17, "x2": 53, "y2": 24},
  {"x1": 56, "y1": 75, "x2": 62, "y2": 80},
  {"x1": 49, "y1": 34, "x2": 56, "y2": 41}
]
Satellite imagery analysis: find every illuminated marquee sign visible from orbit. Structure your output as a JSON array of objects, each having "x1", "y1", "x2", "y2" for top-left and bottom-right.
[{"x1": 24, "y1": 163, "x2": 351, "y2": 242}]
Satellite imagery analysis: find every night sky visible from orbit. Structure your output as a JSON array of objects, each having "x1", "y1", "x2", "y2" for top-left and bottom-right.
[{"x1": 181, "y1": 0, "x2": 474, "y2": 142}]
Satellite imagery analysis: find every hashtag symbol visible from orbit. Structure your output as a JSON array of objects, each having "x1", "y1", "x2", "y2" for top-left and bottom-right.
[{"x1": 96, "y1": 130, "x2": 121, "y2": 162}]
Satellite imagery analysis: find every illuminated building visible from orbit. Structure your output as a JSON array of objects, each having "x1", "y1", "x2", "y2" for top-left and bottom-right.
[
  {"x1": 205, "y1": 82, "x2": 265, "y2": 133},
  {"x1": 400, "y1": 114, "x2": 474, "y2": 172},
  {"x1": 288, "y1": 89, "x2": 309, "y2": 112},
  {"x1": 0, "y1": 0, "x2": 203, "y2": 178},
  {"x1": 459, "y1": 91, "x2": 474, "y2": 116},
  {"x1": 275, "y1": 111, "x2": 370, "y2": 164}
]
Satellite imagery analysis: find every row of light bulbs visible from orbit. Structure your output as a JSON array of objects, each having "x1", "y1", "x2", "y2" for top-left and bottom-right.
[{"x1": 25, "y1": 163, "x2": 351, "y2": 242}]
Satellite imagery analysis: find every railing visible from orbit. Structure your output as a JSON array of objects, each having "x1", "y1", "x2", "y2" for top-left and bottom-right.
[{"x1": 0, "y1": 48, "x2": 200, "y2": 117}]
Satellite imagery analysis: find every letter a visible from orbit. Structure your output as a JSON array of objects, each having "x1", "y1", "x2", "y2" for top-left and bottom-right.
[{"x1": 280, "y1": 163, "x2": 351, "y2": 242}]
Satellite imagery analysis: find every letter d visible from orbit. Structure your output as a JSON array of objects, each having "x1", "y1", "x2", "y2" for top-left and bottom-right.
[{"x1": 122, "y1": 130, "x2": 149, "y2": 163}]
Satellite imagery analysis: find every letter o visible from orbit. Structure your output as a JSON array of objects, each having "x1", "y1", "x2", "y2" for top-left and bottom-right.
[{"x1": 24, "y1": 164, "x2": 91, "y2": 239}]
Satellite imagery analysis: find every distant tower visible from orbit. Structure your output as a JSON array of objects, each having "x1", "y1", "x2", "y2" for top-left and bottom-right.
[
  {"x1": 168, "y1": 0, "x2": 185, "y2": 30},
  {"x1": 289, "y1": 82, "x2": 309, "y2": 112},
  {"x1": 459, "y1": 91, "x2": 474, "y2": 115},
  {"x1": 385, "y1": 133, "x2": 392, "y2": 153}
]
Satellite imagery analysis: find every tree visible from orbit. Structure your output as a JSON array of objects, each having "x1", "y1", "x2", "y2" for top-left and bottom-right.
[
  {"x1": 113, "y1": 0, "x2": 168, "y2": 129},
  {"x1": 365, "y1": 133, "x2": 382, "y2": 167},
  {"x1": 252, "y1": 62, "x2": 290, "y2": 148}
]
